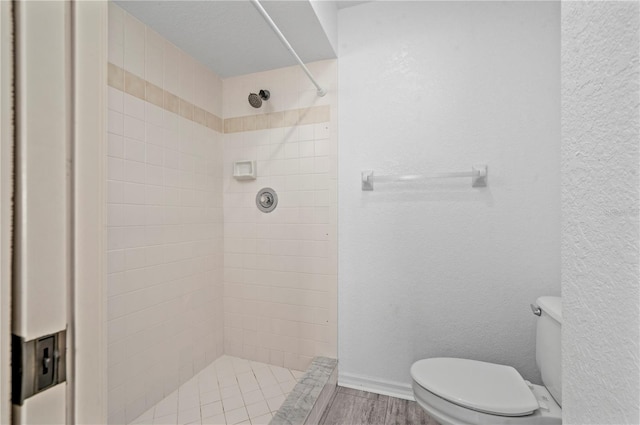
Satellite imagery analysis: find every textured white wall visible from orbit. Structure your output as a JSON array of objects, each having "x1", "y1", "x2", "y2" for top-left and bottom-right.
[
  {"x1": 338, "y1": 1, "x2": 560, "y2": 396},
  {"x1": 561, "y1": 2, "x2": 640, "y2": 423}
]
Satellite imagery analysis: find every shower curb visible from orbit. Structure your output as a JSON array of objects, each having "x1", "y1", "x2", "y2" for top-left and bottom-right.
[{"x1": 270, "y1": 357, "x2": 338, "y2": 425}]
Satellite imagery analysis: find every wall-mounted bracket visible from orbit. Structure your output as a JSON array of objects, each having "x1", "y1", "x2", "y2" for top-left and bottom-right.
[
  {"x1": 361, "y1": 170, "x2": 374, "y2": 191},
  {"x1": 471, "y1": 165, "x2": 488, "y2": 187}
]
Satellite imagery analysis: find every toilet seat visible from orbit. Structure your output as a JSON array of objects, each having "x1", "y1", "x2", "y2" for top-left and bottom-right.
[{"x1": 410, "y1": 358, "x2": 539, "y2": 416}]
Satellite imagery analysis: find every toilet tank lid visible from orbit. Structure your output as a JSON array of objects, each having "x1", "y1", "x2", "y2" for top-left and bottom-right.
[{"x1": 536, "y1": 296, "x2": 562, "y2": 324}]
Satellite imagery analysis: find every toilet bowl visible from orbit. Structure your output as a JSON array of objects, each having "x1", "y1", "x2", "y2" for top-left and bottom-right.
[{"x1": 411, "y1": 297, "x2": 562, "y2": 425}]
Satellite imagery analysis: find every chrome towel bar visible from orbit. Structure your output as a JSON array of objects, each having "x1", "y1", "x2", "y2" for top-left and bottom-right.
[{"x1": 361, "y1": 165, "x2": 488, "y2": 191}]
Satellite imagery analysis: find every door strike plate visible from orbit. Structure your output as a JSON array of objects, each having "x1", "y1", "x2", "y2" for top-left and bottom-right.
[{"x1": 12, "y1": 329, "x2": 66, "y2": 405}]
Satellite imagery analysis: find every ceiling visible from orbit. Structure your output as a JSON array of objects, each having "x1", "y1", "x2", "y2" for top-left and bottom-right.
[{"x1": 115, "y1": 1, "x2": 342, "y2": 78}]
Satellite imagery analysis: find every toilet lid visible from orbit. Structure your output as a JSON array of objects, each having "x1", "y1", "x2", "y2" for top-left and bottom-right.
[{"x1": 411, "y1": 358, "x2": 539, "y2": 416}]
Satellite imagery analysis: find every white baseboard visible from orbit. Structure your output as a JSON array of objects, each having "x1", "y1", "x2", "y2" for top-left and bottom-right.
[{"x1": 338, "y1": 372, "x2": 415, "y2": 401}]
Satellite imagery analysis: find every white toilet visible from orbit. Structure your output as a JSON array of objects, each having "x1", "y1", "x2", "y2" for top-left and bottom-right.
[{"x1": 411, "y1": 296, "x2": 562, "y2": 425}]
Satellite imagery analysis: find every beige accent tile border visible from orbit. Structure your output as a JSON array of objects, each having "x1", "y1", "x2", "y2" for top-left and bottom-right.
[
  {"x1": 179, "y1": 99, "x2": 194, "y2": 121},
  {"x1": 107, "y1": 63, "x2": 124, "y2": 91},
  {"x1": 107, "y1": 63, "x2": 329, "y2": 135},
  {"x1": 145, "y1": 82, "x2": 163, "y2": 109},
  {"x1": 164, "y1": 92, "x2": 180, "y2": 115},
  {"x1": 108, "y1": 63, "x2": 223, "y2": 133},
  {"x1": 224, "y1": 105, "x2": 330, "y2": 134},
  {"x1": 124, "y1": 70, "x2": 145, "y2": 99}
]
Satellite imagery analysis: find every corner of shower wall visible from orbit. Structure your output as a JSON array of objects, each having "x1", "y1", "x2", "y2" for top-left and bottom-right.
[
  {"x1": 221, "y1": 60, "x2": 338, "y2": 373},
  {"x1": 105, "y1": 2, "x2": 225, "y2": 423}
]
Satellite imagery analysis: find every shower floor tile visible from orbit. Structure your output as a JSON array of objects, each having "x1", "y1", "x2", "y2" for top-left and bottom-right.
[{"x1": 130, "y1": 356, "x2": 302, "y2": 425}]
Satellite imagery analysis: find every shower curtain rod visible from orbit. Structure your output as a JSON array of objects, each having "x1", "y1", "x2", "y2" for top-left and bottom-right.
[{"x1": 250, "y1": 0, "x2": 327, "y2": 97}]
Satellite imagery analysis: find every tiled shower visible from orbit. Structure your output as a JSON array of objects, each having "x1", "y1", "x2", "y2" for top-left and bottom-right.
[
  {"x1": 106, "y1": 3, "x2": 337, "y2": 423},
  {"x1": 221, "y1": 66, "x2": 337, "y2": 371}
]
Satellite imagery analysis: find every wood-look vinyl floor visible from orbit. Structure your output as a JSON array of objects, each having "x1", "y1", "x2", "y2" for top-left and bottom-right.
[{"x1": 319, "y1": 387, "x2": 440, "y2": 425}]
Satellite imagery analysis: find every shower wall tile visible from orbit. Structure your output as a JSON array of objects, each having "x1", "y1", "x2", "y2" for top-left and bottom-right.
[
  {"x1": 112, "y1": 1, "x2": 224, "y2": 116},
  {"x1": 123, "y1": 12, "x2": 145, "y2": 78},
  {"x1": 144, "y1": 28, "x2": 164, "y2": 88},
  {"x1": 108, "y1": 3, "x2": 224, "y2": 424},
  {"x1": 179, "y1": 52, "x2": 195, "y2": 106},
  {"x1": 108, "y1": 3, "x2": 124, "y2": 68},
  {"x1": 163, "y1": 41, "x2": 180, "y2": 98},
  {"x1": 222, "y1": 60, "x2": 338, "y2": 372}
]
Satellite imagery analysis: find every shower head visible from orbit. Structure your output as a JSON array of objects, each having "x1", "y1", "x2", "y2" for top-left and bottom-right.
[
  {"x1": 248, "y1": 89, "x2": 270, "y2": 108},
  {"x1": 248, "y1": 93, "x2": 262, "y2": 108}
]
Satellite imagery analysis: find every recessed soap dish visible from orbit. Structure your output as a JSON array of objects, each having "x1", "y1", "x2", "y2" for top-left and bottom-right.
[{"x1": 233, "y1": 160, "x2": 256, "y2": 180}]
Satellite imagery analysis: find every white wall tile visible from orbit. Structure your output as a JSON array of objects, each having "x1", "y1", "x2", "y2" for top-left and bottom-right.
[
  {"x1": 123, "y1": 13, "x2": 145, "y2": 77},
  {"x1": 108, "y1": 110, "x2": 124, "y2": 136},
  {"x1": 147, "y1": 144, "x2": 164, "y2": 166},
  {"x1": 108, "y1": 250, "x2": 125, "y2": 275},
  {"x1": 163, "y1": 41, "x2": 180, "y2": 95},
  {"x1": 123, "y1": 183, "x2": 146, "y2": 205},
  {"x1": 164, "y1": 130, "x2": 179, "y2": 152},
  {"x1": 108, "y1": 157, "x2": 124, "y2": 181},
  {"x1": 164, "y1": 151, "x2": 180, "y2": 170},
  {"x1": 108, "y1": 87, "x2": 124, "y2": 113},
  {"x1": 125, "y1": 247, "x2": 147, "y2": 270},
  {"x1": 108, "y1": 2, "x2": 124, "y2": 68},
  {"x1": 178, "y1": 52, "x2": 195, "y2": 104},
  {"x1": 108, "y1": 133, "x2": 124, "y2": 159},
  {"x1": 108, "y1": 180, "x2": 124, "y2": 204},
  {"x1": 145, "y1": 206, "x2": 164, "y2": 226},
  {"x1": 146, "y1": 186, "x2": 165, "y2": 206},
  {"x1": 124, "y1": 93, "x2": 145, "y2": 120},
  {"x1": 124, "y1": 116, "x2": 145, "y2": 142},
  {"x1": 145, "y1": 103, "x2": 164, "y2": 128},
  {"x1": 145, "y1": 28, "x2": 164, "y2": 88},
  {"x1": 193, "y1": 62, "x2": 207, "y2": 110},
  {"x1": 146, "y1": 164, "x2": 164, "y2": 186},
  {"x1": 125, "y1": 160, "x2": 146, "y2": 184},
  {"x1": 147, "y1": 123, "x2": 164, "y2": 147},
  {"x1": 108, "y1": 41, "x2": 124, "y2": 69},
  {"x1": 108, "y1": 2, "x2": 124, "y2": 45},
  {"x1": 122, "y1": 204, "x2": 146, "y2": 226},
  {"x1": 124, "y1": 138, "x2": 145, "y2": 163},
  {"x1": 108, "y1": 228, "x2": 126, "y2": 251}
]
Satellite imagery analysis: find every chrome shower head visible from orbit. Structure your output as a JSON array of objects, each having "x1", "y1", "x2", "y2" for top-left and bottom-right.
[
  {"x1": 248, "y1": 89, "x2": 270, "y2": 108},
  {"x1": 248, "y1": 93, "x2": 262, "y2": 108}
]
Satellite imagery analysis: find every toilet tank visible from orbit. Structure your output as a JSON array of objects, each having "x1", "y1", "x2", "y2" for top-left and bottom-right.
[{"x1": 535, "y1": 296, "x2": 562, "y2": 406}]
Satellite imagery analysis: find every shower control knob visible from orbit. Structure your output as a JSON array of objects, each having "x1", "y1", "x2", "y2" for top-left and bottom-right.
[
  {"x1": 260, "y1": 193, "x2": 273, "y2": 206},
  {"x1": 256, "y1": 188, "x2": 278, "y2": 213}
]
